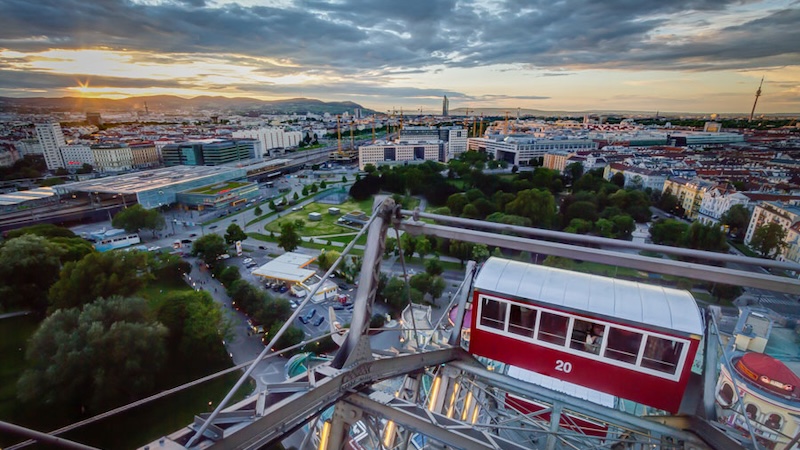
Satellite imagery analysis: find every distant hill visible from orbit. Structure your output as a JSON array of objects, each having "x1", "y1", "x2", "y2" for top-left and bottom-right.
[
  {"x1": 448, "y1": 107, "x2": 795, "y2": 119},
  {"x1": 0, "y1": 95, "x2": 373, "y2": 116}
]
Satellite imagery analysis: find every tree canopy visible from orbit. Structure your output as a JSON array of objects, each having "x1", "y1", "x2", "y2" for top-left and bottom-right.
[
  {"x1": 192, "y1": 234, "x2": 228, "y2": 265},
  {"x1": 278, "y1": 221, "x2": 302, "y2": 252},
  {"x1": 48, "y1": 250, "x2": 151, "y2": 312},
  {"x1": 111, "y1": 204, "x2": 165, "y2": 236},
  {"x1": 749, "y1": 223, "x2": 787, "y2": 258},
  {"x1": 17, "y1": 296, "x2": 168, "y2": 412},
  {"x1": 0, "y1": 234, "x2": 64, "y2": 314},
  {"x1": 224, "y1": 223, "x2": 248, "y2": 245}
]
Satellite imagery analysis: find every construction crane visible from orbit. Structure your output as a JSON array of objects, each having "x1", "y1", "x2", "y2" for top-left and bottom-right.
[
  {"x1": 749, "y1": 76, "x2": 764, "y2": 122},
  {"x1": 336, "y1": 115, "x2": 343, "y2": 157}
]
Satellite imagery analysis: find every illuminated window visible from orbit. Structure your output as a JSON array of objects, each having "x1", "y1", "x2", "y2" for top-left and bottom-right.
[
  {"x1": 604, "y1": 327, "x2": 643, "y2": 364},
  {"x1": 508, "y1": 304, "x2": 537, "y2": 338},
  {"x1": 537, "y1": 312, "x2": 569, "y2": 346},
  {"x1": 641, "y1": 336, "x2": 683, "y2": 375},
  {"x1": 479, "y1": 297, "x2": 506, "y2": 331}
]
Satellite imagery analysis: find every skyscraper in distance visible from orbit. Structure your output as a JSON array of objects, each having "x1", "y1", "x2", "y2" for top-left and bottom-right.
[{"x1": 442, "y1": 95, "x2": 449, "y2": 117}]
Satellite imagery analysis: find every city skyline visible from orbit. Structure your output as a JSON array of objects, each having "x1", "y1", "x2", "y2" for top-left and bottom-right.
[{"x1": 1, "y1": 0, "x2": 798, "y2": 114}]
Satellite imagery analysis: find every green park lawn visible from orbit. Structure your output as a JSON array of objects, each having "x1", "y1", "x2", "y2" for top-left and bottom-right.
[{"x1": 264, "y1": 197, "x2": 376, "y2": 236}]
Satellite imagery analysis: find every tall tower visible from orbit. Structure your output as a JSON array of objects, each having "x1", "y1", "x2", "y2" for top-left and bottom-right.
[
  {"x1": 35, "y1": 122, "x2": 67, "y2": 170},
  {"x1": 749, "y1": 76, "x2": 764, "y2": 122},
  {"x1": 442, "y1": 95, "x2": 449, "y2": 117}
]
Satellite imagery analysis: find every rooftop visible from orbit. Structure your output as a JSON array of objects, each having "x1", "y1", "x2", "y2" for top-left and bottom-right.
[{"x1": 52, "y1": 165, "x2": 243, "y2": 195}]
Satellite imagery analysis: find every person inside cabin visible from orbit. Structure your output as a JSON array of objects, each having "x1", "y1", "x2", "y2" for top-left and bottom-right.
[{"x1": 584, "y1": 323, "x2": 605, "y2": 354}]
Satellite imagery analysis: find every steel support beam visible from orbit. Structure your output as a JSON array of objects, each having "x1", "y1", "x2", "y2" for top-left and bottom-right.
[
  {"x1": 448, "y1": 360, "x2": 709, "y2": 447},
  {"x1": 190, "y1": 348, "x2": 468, "y2": 450},
  {"x1": 332, "y1": 198, "x2": 395, "y2": 369},
  {"x1": 400, "y1": 220, "x2": 800, "y2": 294},
  {"x1": 0, "y1": 421, "x2": 101, "y2": 450},
  {"x1": 404, "y1": 209, "x2": 800, "y2": 273},
  {"x1": 345, "y1": 391, "x2": 532, "y2": 450}
]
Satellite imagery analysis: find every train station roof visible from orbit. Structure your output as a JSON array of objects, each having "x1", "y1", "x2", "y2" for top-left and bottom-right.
[
  {"x1": 51, "y1": 165, "x2": 243, "y2": 195},
  {"x1": 251, "y1": 251, "x2": 318, "y2": 283},
  {"x1": 0, "y1": 186, "x2": 56, "y2": 206}
]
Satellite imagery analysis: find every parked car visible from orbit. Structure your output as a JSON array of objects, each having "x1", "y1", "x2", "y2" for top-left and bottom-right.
[
  {"x1": 302, "y1": 309, "x2": 317, "y2": 324},
  {"x1": 243, "y1": 257, "x2": 254, "y2": 264},
  {"x1": 272, "y1": 284, "x2": 282, "y2": 292},
  {"x1": 313, "y1": 316, "x2": 325, "y2": 327},
  {"x1": 278, "y1": 285, "x2": 289, "y2": 293}
]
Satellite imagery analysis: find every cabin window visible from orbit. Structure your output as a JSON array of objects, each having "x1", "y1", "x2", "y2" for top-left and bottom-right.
[
  {"x1": 766, "y1": 413, "x2": 782, "y2": 430},
  {"x1": 604, "y1": 327, "x2": 643, "y2": 364},
  {"x1": 508, "y1": 304, "x2": 537, "y2": 338},
  {"x1": 570, "y1": 319, "x2": 606, "y2": 354},
  {"x1": 745, "y1": 403, "x2": 758, "y2": 421},
  {"x1": 641, "y1": 336, "x2": 683, "y2": 375},
  {"x1": 537, "y1": 312, "x2": 569, "y2": 346},
  {"x1": 479, "y1": 297, "x2": 506, "y2": 331},
  {"x1": 718, "y1": 383, "x2": 734, "y2": 406}
]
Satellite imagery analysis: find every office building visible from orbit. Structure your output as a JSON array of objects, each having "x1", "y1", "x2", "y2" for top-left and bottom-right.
[
  {"x1": 442, "y1": 95, "x2": 449, "y2": 116},
  {"x1": 59, "y1": 145, "x2": 95, "y2": 168},
  {"x1": 358, "y1": 141, "x2": 443, "y2": 170},
  {"x1": 35, "y1": 122, "x2": 67, "y2": 170},
  {"x1": 162, "y1": 139, "x2": 260, "y2": 167},
  {"x1": 468, "y1": 136, "x2": 597, "y2": 166}
]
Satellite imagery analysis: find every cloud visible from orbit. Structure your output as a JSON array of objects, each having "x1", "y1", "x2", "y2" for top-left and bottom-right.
[
  {"x1": 0, "y1": 0, "x2": 796, "y2": 76},
  {"x1": 0, "y1": 70, "x2": 189, "y2": 90}
]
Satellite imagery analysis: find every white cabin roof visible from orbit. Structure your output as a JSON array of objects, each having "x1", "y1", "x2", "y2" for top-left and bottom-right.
[{"x1": 474, "y1": 257, "x2": 703, "y2": 336}]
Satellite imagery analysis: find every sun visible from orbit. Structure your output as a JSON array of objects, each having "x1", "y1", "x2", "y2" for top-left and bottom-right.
[{"x1": 75, "y1": 79, "x2": 91, "y2": 96}]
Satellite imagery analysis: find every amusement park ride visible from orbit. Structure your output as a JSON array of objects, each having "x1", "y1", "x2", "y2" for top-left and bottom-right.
[{"x1": 5, "y1": 199, "x2": 800, "y2": 450}]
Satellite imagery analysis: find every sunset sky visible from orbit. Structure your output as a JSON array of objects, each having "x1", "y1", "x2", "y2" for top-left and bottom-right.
[{"x1": 1, "y1": 0, "x2": 798, "y2": 114}]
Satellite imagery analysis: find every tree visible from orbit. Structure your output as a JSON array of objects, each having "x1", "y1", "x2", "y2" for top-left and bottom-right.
[
  {"x1": 504, "y1": 189, "x2": 556, "y2": 228},
  {"x1": 219, "y1": 266, "x2": 241, "y2": 286},
  {"x1": 650, "y1": 219, "x2": 688, "y2": 246},
  {"x1": 156, "y1": 290, "x2": 228, "y2": 367},
  {"x1": 341, "y1": 175, "x2": 347, "y2": 183},
  {"x1": 111, "y1": 204, "x2": 165, "y2": 236},
  {"x1": 293, "y1": 192, "x2": 300, "y2": 201},
  {"x1": 320, "y1": 180, "x2": 327, "y2": 189},
  {"x1": 749, "y1": 223, "x2": 787, "y2": 258},
  {"x1": 409, "y1": 273, "x2": 433, "y2": 296},
  {"x1": 611, "y1": 215, "x2": 636, "y2": 239},
  {"x1": 472, "y1": 244, "x2": 490, "y2": 262},
  {"x1": 425, "y1": 258, "x2": 443, "y2": 276},
  {"x1": 384, "y1": 237, "x2": 398, "y2": 257},
  {"x1": 224, "y1": 223, "x2": 248, "y2": 245},
  {"x1": 254, "y1": 206, "x2": 263, "y2": 216},
  {"x1": 430, "y1": 276, "x2": 446, "y2": 300},
  {"x1": 302, "y1": 185, "x2": 309, "y2": 196},
  {"x1": 415, "y1": 237, "x2": 432, "y2": 259},
  {"x1": 49, "y1": 250, "x2": 150, "y2": 312},
  {"x1": 310, "y1": 183, "x2": 319, "y2": 193},
  {"x1": 0, "y1": 235, "x2": 64, "y2": 314},
  {"x1": 269, "y1": 323, "x2": 304, "y2": 354},
  {"x1": 150, "y1": 252, "x2": 191, "y2": 284},
  {"x1": 278, "y1": 221, "x2": 302, "y2": 252},
  {"x1": 565, "y1": 162, "x2": 584, "y2": 184},
  {"x1": 610, "y1": 172, "x2": 626, "y2": 187},
  {"x1": 192, "y1": 234, "x2": 228, "y2": 265},
  {"x1": 720, "y1": 204, "x2": 751, "y2": 241},
  {"x1": 17, "y1": 296, "x2": 168, "y2": 412},
  {"x1": 269, "y1": 200, "x2": 277, "y2": 211},
  {"x1": 400, "y1": 232, "x2": 417, "y2": 257},
  {"x1": 317, "y1": 250, "x2": 341, "y2": 271}
]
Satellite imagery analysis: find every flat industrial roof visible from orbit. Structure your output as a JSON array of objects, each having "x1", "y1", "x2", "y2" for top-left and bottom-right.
[
  {"x1": 52, "y1": 166, "x2": 243, "y2": 195},
  {"x1": 251, "y1": 252, "x2": 318, "y2": 283},
  {"x1": 0, "y1": 187, "x2": 56, "y2": 206}
]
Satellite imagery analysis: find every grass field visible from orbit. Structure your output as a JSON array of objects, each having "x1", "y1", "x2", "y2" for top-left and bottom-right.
[
  {"x1": 189, "y1": 181, "x2": 249, "y2": 195},
  {"x1": 264, "y1": 197, "x2": 376, "y2": 236}
]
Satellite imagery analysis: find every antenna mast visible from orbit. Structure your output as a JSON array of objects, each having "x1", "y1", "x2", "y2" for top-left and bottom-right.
[{"x1": 749, "y1": 76, "x2": 764, "y2": 122}]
